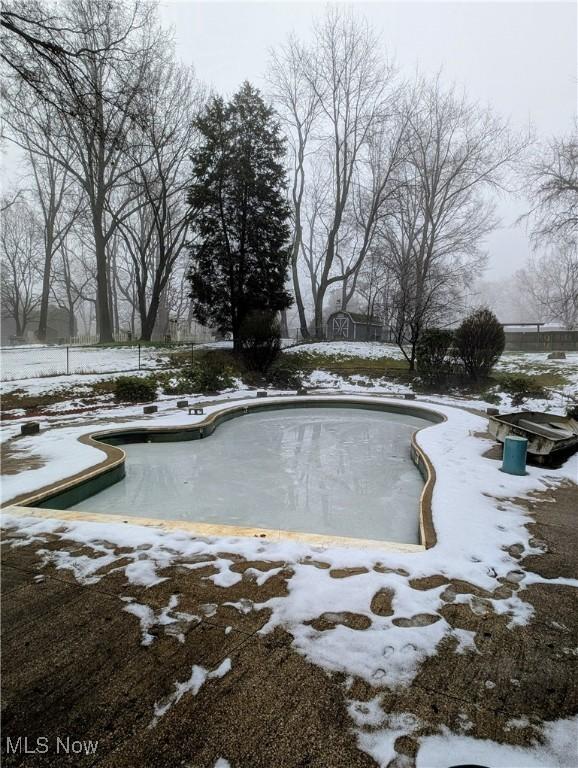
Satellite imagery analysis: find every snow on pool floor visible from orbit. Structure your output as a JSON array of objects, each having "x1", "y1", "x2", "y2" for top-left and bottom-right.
[{"x1": 70, "y1": 407, "x2": 429, "y2": 543}]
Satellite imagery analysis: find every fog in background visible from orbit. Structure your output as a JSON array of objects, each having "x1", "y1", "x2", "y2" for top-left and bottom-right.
[
  {"x1": 159, "y1": 0, "x2": 577, "y2": 282},
  {"x1": 0, "y1": 0, "x2": 578, "y2": 342}
]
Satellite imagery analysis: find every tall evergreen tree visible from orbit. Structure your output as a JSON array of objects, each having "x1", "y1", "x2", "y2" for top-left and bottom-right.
[{"x1": 187, "y1": 82, "x2": 292, "y2": 350}]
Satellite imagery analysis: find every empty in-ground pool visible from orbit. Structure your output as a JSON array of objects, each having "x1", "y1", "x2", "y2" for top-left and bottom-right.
[{"x1": 70, "y1": 407, "x2": 431, "y2": 543}]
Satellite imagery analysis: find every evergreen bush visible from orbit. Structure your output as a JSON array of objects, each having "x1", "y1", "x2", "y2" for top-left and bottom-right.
[
  {"x1": 114, "y1": 376, "x2": 157, "y2": 403},
  {"x1": 416, "y1": 329, "x2": 455, "y2": 382},
  {"x1": 239, "y1": 311, "x2": 281, "y2": 373},
  {"x1": 267, "y1": 355, "x2": 303, "y2": 389},
  {"x1": 455, "y1": 308, "x2": 505, "y2": 382},
  {"x1": 159, "y1": 361, "x2": 234, "y2": 395}
]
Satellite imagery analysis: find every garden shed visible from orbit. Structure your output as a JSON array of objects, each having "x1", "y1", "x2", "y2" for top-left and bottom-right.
[{"x1": 327, "y1": 311, "x2": 384, "y2": 341}]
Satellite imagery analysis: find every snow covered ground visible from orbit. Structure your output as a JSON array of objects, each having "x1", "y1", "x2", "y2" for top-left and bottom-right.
[
  {"x1": 287, "y1": 342, "x2": 578, "y2": 414},
  {"x1": 2, "y1": 341, "x2": 576, "y2": 419},
  {"x1": 3, "y1": 392, "x2": 578, "y2": 768},
  {"x1": 0, "y1": 344, "x2": 162, "y2": 380},
  {"x1": 300, "y1": 369, "x2": 574, "y2": 415},
  {"x1": 2, "y1": 392, "x2": 577, "y2": 766},
  {"x1": 0, "y1": 341, "x2": 236, "y2": 382},
  {"x1": 496, "y1": 351, "x2": 578, "y2": 397},
  {"x1": 287, "y1": 341, "x2": 578, "y2": 375},
  {"x1": 285, "y1": 340, "x2": 407, "y2": 361}
]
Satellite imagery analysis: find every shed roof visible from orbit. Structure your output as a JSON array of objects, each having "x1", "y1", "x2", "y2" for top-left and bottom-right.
[{"x1": 329, "y1": 310, "x2": 383, "y2": 326}]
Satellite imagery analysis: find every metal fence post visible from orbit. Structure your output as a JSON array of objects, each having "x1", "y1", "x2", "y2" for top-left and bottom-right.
[
  {"x1": 66, "y1": 346, "x2": 69, "y2": 375},
  {"x1": 191, "y1": 342, "x2": 194, "y2": 368},
  {"x1": 138, "y1": 344, "x2": 141, "y2": 370}
]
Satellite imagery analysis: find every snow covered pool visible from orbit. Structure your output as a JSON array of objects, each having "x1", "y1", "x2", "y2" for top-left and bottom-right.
[{"x1": 70, "y1": 407, "x2": 431, "y2": 544}]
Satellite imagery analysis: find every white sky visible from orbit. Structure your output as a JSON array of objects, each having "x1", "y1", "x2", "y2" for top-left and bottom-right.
[{"x1": 158, "y1": 0, "x2": 578, "y2": 281}]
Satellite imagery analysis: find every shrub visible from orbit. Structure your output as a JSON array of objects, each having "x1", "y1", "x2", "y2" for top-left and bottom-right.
[
  {"x1": 482, "y1": 390, "x2": 501, "y2": 406},
  {"x1": 193, "y1": 359, "x2": 235, "y2": 393},
  {"x1": 455, "y1": 308, "x2": 505, "y2": 382},
  {"x1": 159, "y1": 361, "x2": 234, "y2": 395},
  {"x1": 267, "y1": 355, "x2": 303, "y2": 390},
  {"x1": 238, "y1": 310, "x2": 281, "y2": 373},
  {"x1": 156, "y1": 372, "x2": 193, "y2": 396},
  {"x1": 499, "y1": 374, "x2": 549, "y2": 406},
  {"x1": 114, "y1": 375, "x2": 157, "y2": 403},
  {"x1": 416, "y1": 329, "x2": 455, "y2": 382}
]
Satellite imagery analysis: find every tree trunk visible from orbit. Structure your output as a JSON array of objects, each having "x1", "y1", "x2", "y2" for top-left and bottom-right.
[
  {"x1": 408, "y1": 337, "x2": 417, "y2": 371},
  {"x1": 292, "y1": 259, "x2": 310, "y2": 340},
  {"x1": 140, "y1": 292, "x2": 162, "y2": 341},
  {"x1": 108, "y1": 251, "x2": 119, "y2": 336},
  {"x1": 36, "y1": 236, "x2": 53, "y2": 342},
  {"x1": 313, "y1": 285, "x2": 327, "y2": 339},
  {"x1": 93, "y1": 206, "x2": 113, "y2": 342},
  {"x1": 68, "y1": 307, "x2": 75, "y2": 338},
  {"x1": 232, "y1": 313, "x2": 242, "y2": 353},
  {"x1": 15, "y1": 313, "x2": 23, "y2": 338}
]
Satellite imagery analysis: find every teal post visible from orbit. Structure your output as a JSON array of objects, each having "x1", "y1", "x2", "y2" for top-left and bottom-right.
[{"x1": 501, "y1": 435, "x2": 528, "y2": 476}]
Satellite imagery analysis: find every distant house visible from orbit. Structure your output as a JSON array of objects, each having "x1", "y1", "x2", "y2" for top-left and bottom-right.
[{"x1": 327, "y1": 311, "x2": 384, "y2": 342}]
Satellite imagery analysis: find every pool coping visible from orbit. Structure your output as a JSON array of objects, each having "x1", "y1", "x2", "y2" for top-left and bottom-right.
[{"x1": 1, "y1": 395, "x2": 445, "y2": 551}]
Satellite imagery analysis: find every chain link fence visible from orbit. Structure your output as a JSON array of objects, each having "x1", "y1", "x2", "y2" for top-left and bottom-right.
[
  {"x1": 0, "y1": 341, "x2": 223, "y2": 382},
  {"x1": 0, "y1": 337, "x2": 303, "y2": 383}
]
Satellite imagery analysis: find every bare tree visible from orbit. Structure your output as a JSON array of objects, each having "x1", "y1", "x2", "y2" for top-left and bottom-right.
[
  {"x1": 3, "y1": 0, "x2": 168, "y2": 342},
  {"x1": 378, "y1": 78, "x2": 524, "y2": 368},
  {"x1": 0, "y1": 189, "x2": 24, "y2": 212},
  {"x1": 0, "y1": 199, "x2": 42, "y2": 337},
  {"x1": 270, "y1": 9, "x2": 403, "y2": 338},
  {"x1": 332, "y1": 117, "x2": 408, "y2": 311},
  {"x1": 307, "y1": 11, "x2": 400, "y2": 337},
  {"x1": 50, "y1": 238, "x2": 94, "y2": 338},
  {"x1": 111, "y1": 237, "x2": 139, "y2": 336},
  {"x1": 113, "y1": 60, "x2": 201, "y2": 340},
  {"x1": 163, "y1": 261, "x2": 194, "y2": 337},
  {"x1": 4, "y1": 94, "x2": 83, "y2": 340},
  {"x1": 48, "y1": 215, "x2": 101, "y2": 339},
  {"x1": 519, "y1": 244, "x2": 578, "y2": 329},
  {"x1": 269, "y1": 34, "x2": 321, "y2": 338},
  {"x1": 1, "y1": 0, "x2": 144, "y2": 120},
  {"x1": 524, "y1": 121, "x2": 578, "y2": 246},
  {"x1": 356, "y1": 245, "x2": 394, "y2": 328}
]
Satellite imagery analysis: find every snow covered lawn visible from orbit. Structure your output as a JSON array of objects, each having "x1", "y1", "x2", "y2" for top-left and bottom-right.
[
  {"x1": 285, "y1": 340, "x2": 408, "y2": 361},
  {"x1": 0, "y1": 340, "x2": 235, "y2": 382},
  {"x1": 1, "y1": 344, "x2": 157, "y2": 380},
  {"x1": 2, "y1": 341, "x2": 576, "y2": 423},
  {"x1": 285, "y1": 341, "x2": 578, "y2": 413},
  {"x1": 288, "y1": 341, "x2": 578, "y2": 384},
  {"x1": 495, "y1": 351, "x2": 578, "y2": 396}
]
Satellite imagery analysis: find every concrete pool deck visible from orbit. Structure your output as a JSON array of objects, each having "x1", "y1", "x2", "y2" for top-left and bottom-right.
[{"x1": 1, "y1": 480, "x2": 577, "y2": 767}]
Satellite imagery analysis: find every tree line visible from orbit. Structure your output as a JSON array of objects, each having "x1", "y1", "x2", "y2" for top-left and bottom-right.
[{"x1": 1, "y1": 1, "x2": 576, "y2": 353}]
